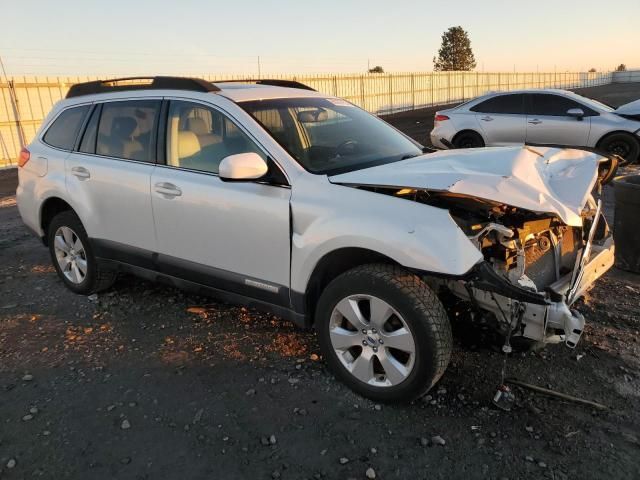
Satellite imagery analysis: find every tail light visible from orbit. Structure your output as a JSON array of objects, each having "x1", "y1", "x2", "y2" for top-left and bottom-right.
[
  {"x1": 18, "y1": 147, "x2": 30, "y2": 167},
  {"x1": 435, "y1": 114, "x2": 450, "y2": 122}
]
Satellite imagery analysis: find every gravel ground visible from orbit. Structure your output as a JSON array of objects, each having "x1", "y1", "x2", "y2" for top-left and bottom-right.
[{"x1": 1, "y1": 83, "x2": 640, "y2": 479}]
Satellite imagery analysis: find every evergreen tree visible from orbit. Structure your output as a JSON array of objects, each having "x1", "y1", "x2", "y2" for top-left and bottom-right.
[{"x1": 433, "y1": 26, "x2": 477, "y2": 71}]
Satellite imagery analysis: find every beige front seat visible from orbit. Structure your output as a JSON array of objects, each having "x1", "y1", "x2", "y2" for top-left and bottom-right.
[
  {"x1": 186, "y1": 117, "x2": 222, "y2": 147},
  {"x1": 177, "y1": 131, "x2": 201, "y2": 159}
]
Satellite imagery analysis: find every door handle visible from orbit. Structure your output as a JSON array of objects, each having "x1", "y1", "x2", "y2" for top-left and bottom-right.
[
  {"x1": 154, "y1": 182, "x2": 182, "y2": 197},
  {"x1": 480, "y1": 116, "x2": 494, "y2": 122},
  {"x1": 71, "y1": 166, "x2": 90, "y2": 179},
  {"x1": 528, "y1": 119, "x2": 542, "y2": 125}
]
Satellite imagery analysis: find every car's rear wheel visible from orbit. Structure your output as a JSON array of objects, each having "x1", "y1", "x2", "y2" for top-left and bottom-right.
[
  {"x1": 452, "y1": 130, "x2": 484, "y2": 149},
  {"x1": 598, "y1": 132, "x2": 640, "y2": 163},
  {"x1": 316, "y1": 264, "x2": 452, "y2": 402},
  {"x1": 48, "y1": 211, "x2": 116, "y2": 295}
]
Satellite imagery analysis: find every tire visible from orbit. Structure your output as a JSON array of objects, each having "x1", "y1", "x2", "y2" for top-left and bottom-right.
[
  {"x1": 597, "y1": 132, "x2": 640, "y2": 164},
  {"x1": 316, "y1": 264, "x2": 452, "y2": 402},
  {"x1": 452, "y1": 130, "x2": 485, "y2": 149},
  {"x1": 47, "y1": 211, "x2": 117, "y2": 295}
]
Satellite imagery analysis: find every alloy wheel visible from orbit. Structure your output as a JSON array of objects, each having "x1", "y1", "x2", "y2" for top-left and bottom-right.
[
  {"x1": 53, "y1": 226, "x2": 88, "y2": 284},
  {"x1": 328, "y1": 294, "x2": 416, "y2": 387}
]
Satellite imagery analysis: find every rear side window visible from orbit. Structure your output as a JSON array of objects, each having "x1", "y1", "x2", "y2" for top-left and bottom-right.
[
  {"x1": 43, "y1": 105, "x2": 90, "y2": 150},
  {"x1": 527, "y1": 94, "x2": 596, "y2": 117},
  {"x1": 96, "y1": 100, "x2": 161, "y2": 162},
  {"x1": 79, "y1": 105, "x2": 101, "y2": 154},
  {"x1": 470, "y1": 95, "x2": 524, "y2": 114}
]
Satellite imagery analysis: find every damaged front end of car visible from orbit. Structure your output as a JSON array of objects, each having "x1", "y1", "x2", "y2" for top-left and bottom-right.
[
  {"x1": 331, "y1": 146, "x2": 618, "y2": 349},
  {"x1": 434, "y1": 192, "x2": 615, "y2": 348}
]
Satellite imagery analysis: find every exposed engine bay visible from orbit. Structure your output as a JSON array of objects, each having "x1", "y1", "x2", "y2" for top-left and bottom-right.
[
  {"x1": 362, "y1": 186, "x2": 615, "y2": 348},
  {"x1": 331, "y1": 145, "x2": 618, "y2": 348}
]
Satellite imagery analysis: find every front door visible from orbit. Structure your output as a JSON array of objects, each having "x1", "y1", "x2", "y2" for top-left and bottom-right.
[
  {"x1": 150, "y1": 100, "x2": 291, "y2": 305},
  {"x1": 525, "y1": 93, "x2": 592, "y2": 146}
]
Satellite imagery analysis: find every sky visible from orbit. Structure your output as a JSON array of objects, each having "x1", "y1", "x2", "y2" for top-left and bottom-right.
[{"x1": 1, "y1": 0, "x2": 638, "y2": 76}]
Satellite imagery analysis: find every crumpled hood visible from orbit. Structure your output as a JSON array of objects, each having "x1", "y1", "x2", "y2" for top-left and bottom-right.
[
  {"x1": 615, "y1": 98, "x2": 640, "y2": 115},
  {"x1": 330, "y1": 146, "x2": 604, "y2": 227}
]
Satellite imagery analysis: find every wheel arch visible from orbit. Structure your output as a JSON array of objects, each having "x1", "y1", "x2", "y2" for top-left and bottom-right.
[
  {"x1": 300, "y1": 247, "x2": 399, "y2": 326},
  {"x1": 595, "y1": 129, "x2": 640, "y2": 146},
  {"x1": 40, "y1": 196, "x2": 76, "y2": 245}
]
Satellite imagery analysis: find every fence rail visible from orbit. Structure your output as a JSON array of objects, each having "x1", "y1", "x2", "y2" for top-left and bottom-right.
[{"x1": 1, "y1": 70, "x2": 613, "y2": 166}]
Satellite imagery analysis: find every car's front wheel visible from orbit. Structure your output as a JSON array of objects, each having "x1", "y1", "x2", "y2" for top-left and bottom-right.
[
  {"x1": 48, "y1": 211, "x2": 117, "y2": 295},
  {"x1": 316, "y1": 264, "x2": 452, "y2": 402},
  {"x1": 598, "y1": 132, "x2": 640, "y2": 163}
]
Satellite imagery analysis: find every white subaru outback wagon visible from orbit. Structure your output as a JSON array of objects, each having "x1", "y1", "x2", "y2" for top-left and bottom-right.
[{"x1": 17, "y1": 77, "x2": 617, "y2": 402}]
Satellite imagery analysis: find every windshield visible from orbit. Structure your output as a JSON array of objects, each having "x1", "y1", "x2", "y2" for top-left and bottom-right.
[
  {"x1": 240, "y1": 97, "x2": 423, "y2": 174},
  {"x1": 574, "y1": 93, "x2": 614, "y2": 112}
]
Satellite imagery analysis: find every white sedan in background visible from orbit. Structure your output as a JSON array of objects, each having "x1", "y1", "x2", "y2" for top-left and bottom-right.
[{"x1": 430, "y1": 89, "x2": 640, "y2": 162}]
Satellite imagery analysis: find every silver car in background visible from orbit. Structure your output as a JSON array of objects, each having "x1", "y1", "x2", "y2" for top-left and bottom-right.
[{"x1": 430, "y1": 89, "x2": 640, "y2": 162}]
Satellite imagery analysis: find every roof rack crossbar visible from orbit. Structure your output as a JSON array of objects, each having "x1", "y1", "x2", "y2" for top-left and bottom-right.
[
  {"x1": 214, "y1": 79, "x2": 316, "y2": 91},
  {"x1": 65, "y1": 76, "x2": 220, "y2": 98}
]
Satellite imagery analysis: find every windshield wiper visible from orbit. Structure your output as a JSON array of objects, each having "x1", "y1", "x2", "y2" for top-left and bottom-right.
[{"x1": 400, "y1": 153, "x2": 421, "y2": 160}]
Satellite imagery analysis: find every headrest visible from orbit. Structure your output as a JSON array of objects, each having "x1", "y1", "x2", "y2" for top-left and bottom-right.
[
  {"x1": 177, "y1": 131, "x2": 201, "y2": 158},
  {"x1": 297, "y1": 109, "x2": 328, "y2": 123},
  {"x1": 186, "y1": 117, "x2": 209, "y2": 135},
  {"x1": 112, "y1": 116, "x2": 138, "y2": 137}
]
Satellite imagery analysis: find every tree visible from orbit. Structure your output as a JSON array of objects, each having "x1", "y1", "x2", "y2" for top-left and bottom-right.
[
  {"x1": 433, "y1": 26, "x2": 476, "y2": 71},
  {"x1": 588, "y1": 68, "x2": 597, "y2": 72},
  {"x1": 368, "y1": 65, "x2": 384, "y2": 74},
  {"x1": 616, "y1": 64, "x2": 627, "y2": 72}
]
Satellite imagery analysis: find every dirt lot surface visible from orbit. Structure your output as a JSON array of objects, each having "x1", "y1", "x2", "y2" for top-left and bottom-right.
[{"x1": 2, "y1": 84, "x2": 640, "y2": 480}]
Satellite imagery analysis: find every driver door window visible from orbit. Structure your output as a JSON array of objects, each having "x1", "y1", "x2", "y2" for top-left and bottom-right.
[{"x1": 167, "y1": 101, "x2": 266, "y2": 174}]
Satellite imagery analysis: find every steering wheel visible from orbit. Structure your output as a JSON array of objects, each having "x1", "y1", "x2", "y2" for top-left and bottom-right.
[{"x1": 335, "y1": 139, "x2": 359, "y2": 157}]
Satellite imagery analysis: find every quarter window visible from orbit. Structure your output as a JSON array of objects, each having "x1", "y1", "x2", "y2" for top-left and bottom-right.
[
  {"x1": 43, "y1": 105, "x2": 90, "y2": 150},
  {"x1": 527, "y1": 94, "x2": 595, "y2": 116},
  {"x1": 96, "y1": 100, "x2": 160, "y2": 162},
  {"x1": 166, "y1": 101, "x2": 266, "y2": 174},
  {"x1": 470, "y1": 95, "x2": 524, "y2": 114},
  {"x1": 78, "y1": 105, "x2": 101, "y2": 154}
]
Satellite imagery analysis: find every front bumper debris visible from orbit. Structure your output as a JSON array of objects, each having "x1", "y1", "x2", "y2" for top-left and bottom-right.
[{"x1": 439, "y1": 227, "x2": 614, "y2": 348}]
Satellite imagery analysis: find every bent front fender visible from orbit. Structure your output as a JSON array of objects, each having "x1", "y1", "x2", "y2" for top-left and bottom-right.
[{"x1": 289, "y1": 179, "x2": 483, "y2": 294}]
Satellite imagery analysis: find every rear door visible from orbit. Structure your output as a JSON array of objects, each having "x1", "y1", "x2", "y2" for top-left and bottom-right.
[
  {"x1": 525, "y1": 93, "x2": 593, "y2": 146},
  {"x1": 65, "y1": 99, "x2": 160, "y2": 256},
  {"x1": 470, "y1": 94, "x2": 526, "y2": 145}
]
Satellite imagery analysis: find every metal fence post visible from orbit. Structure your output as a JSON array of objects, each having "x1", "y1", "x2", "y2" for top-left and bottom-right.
[
  {"x1": 411, "y1": 73, "x2": 415, "y2": 110},
  {"x1": 389, "y1": 74, "x2": 393, "y2": 114},
  {"x1": 430, "y1": 73, "x2": 434, "y2": 107}
]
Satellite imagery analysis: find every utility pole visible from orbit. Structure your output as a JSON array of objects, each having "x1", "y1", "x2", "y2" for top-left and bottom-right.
[
  {"x1": 0, "y1": 54, "x2": 26, "y2": 148},
  {"x1": 257, "y1": 56, "x2": 261, "y2": 78},
  {"x1": 367, "y1": 58, "x2": 370, "y2": 72}
]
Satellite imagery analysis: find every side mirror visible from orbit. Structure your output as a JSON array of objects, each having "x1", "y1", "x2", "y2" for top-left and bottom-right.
[
  {"x1": 567, "y1": 108, "x2": 585, "y2": 120},
  {"x1": 219, "y1": 152, "x2": 268, "y2": 181}
]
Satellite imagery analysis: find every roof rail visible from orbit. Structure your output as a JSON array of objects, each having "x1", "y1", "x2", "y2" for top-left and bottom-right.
[
  {"x1": 214, "y1": 79, "x2": 316, "y2": 91},
  {"x1": 65, "y1": 76, "x2": 220, "y2": 98}
]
